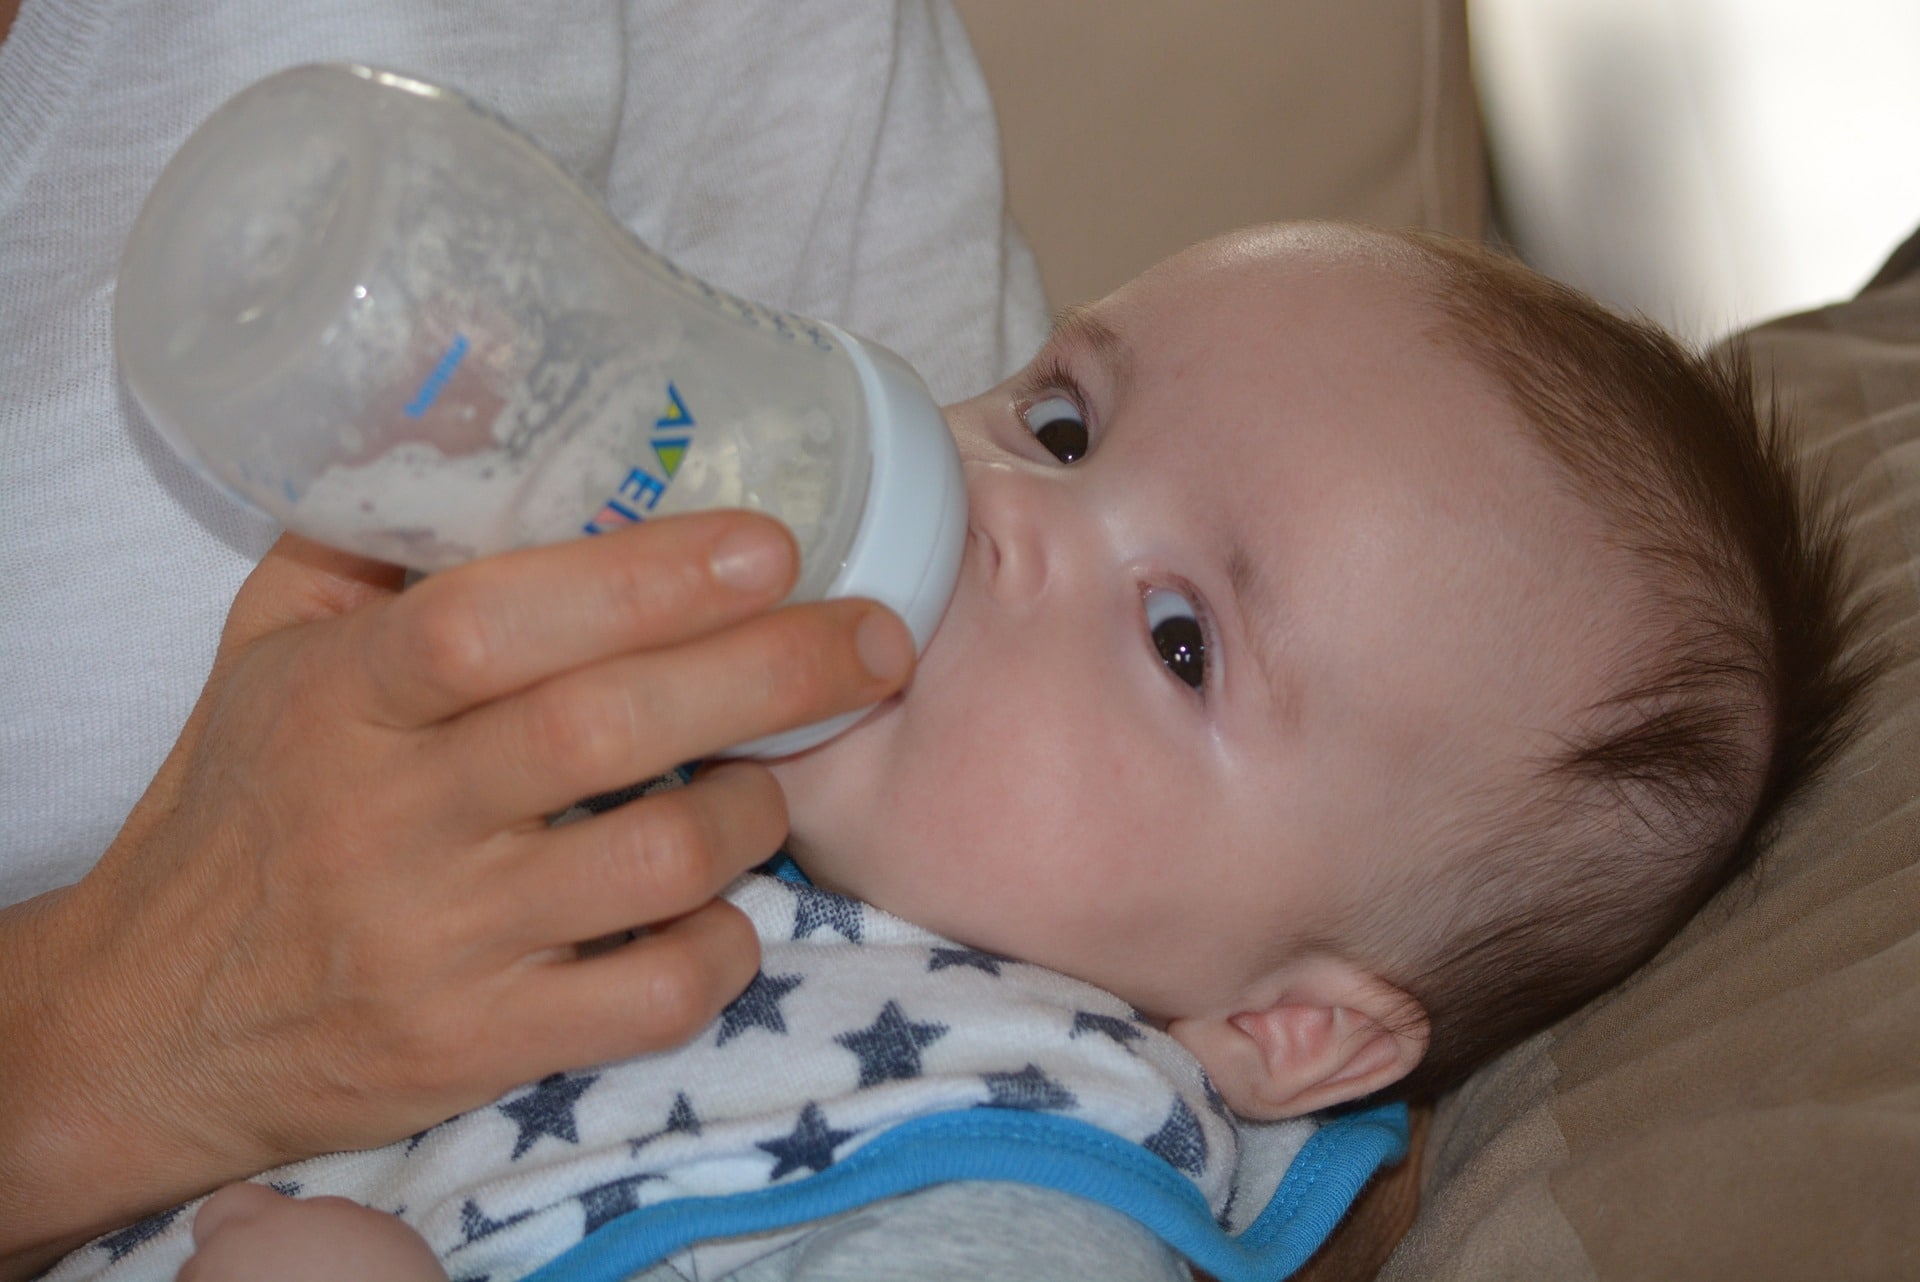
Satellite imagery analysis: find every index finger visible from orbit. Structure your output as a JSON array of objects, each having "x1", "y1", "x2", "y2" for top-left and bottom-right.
[{"x1": 348, "y1": 511, "x2": 799, "y2": 727}]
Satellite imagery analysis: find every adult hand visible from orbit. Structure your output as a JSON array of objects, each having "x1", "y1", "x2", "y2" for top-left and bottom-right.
[{"x1": 0, "y1": 512, "x2": 914, "y2": 1275}]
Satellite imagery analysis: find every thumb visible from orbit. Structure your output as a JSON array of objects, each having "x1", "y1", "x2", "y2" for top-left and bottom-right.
[{"x1": 221, "y1": 533, "x2": 409, "y2": 651}]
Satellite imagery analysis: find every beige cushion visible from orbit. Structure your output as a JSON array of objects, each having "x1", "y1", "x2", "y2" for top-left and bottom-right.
[
  {"x1": 1381, "y1": 232, "x2": 1920, "y2": 1279},
  {"x1": 951, "y1": 0, "x2": 1487, "y2": 306}
]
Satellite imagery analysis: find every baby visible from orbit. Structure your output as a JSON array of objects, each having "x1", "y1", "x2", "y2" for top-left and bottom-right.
[{"x1": 157, "y1": 223, "x2": 1868, "y2": 1278}]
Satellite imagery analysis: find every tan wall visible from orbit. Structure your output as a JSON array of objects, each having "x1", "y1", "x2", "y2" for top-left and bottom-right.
[{"x1": 953, "y1": 0, "x2": 1488, "y2": 306}]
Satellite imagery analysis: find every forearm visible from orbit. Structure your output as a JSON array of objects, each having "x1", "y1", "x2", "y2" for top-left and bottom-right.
[
  {"x1": 0, "y1": 888, "x2": 135, "y2": 1275},
  {"x1": 0, "y1": 884, "x2": 239, "y2": 1278}
]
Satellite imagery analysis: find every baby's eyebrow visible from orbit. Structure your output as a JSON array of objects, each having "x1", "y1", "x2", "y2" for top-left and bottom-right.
[
  {"x1": 1049, "y1": 303, "x2": 1134, "y2": 393},
  {"x1": 1226, "y1": 532, "x2": 1299, "y2": 726}
]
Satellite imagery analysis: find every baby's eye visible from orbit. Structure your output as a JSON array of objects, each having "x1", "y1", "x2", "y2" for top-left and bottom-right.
[
  {"x1": 1144, "y1": 587, "x2": 1207, "y2": 691},
  {"x1": 1022, "y1": 394, "x2": 1088, "y2": 464}
]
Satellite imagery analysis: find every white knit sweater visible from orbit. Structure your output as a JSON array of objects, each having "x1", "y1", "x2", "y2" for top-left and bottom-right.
[{"x1": 0, "y1": 0, "x2": 1047, "y2": 902}]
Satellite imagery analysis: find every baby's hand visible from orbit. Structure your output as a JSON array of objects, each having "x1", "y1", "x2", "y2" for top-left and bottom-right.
[{"x1": 179, "y1": 1185, "x2": 447, "y2": 1282}]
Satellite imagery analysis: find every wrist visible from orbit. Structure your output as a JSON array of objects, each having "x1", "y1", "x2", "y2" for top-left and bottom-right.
[
  {"x1": 0, "y1": 887, "x2": 109, "y2": 1273},
  {"x1": 0, "y1": 883, "x2": 241, "y2": 1274}
]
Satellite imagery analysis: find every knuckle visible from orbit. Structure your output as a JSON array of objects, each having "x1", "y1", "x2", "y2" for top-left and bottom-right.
[
  {"x1": 359, "y1": 993, "x2": 476, "y2": 1096},
  {"x1": 318, "y1": 911, "x2": 461, "y2": 1025},
  {"x1": 321, "y1": 923, "x2": 410, "y2": 1006},
  {"x1": 409, "y1": 1004, "x2": 485, "y2": 1081},
  {"x1": 398, "y1": 585, "x2": 498, "y2": 703},
  {"x1": 522, "y1": 682, "x2": 633, "y2": 782},
  {"x1": 633, "y1": 947, "x2": 716, "y2": 1046},
  {"x1": 624, "y1": 794, "x2": 716, "y2": 905},
  {"x1": 753, "y1": 615, "x2": 843, "y2": 721},
  {"x1": 709, "y1": 762, "x2": 788, "y2": 848},
  {"x1": 600, "y1": 543, "x2": 697, "y2": 631}
]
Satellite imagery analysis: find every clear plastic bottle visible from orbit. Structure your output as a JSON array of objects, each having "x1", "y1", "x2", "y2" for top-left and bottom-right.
[{"x1": 114, "y1": 64, "x2": 965, "y2": 756}]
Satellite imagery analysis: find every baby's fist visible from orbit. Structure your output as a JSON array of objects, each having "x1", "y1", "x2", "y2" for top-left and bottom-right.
[{"x1": 181, "y1": 1183, "x2": 447, "y2": 1282}]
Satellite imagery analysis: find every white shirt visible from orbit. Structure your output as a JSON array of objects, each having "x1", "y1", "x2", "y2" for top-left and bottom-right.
[{"x1": 0, "y1": 0, "x2": 1048, "y2": 903}]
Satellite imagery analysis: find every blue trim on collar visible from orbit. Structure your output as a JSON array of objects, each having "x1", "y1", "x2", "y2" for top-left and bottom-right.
[
  {"x1": 525, "y1": 1101, "x2": 1408, "y2": 1282},
  {"x1": 760, "y1": 852, "x2": 811, "y2": 885}
]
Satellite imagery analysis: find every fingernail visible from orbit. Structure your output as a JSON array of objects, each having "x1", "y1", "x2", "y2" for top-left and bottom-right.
[
  {"x1": 710, "y1": 526, "x2": 792, "y2": 594},
  {"x1": 855, "y1": 610, "x2": 915, "y2": 684}
]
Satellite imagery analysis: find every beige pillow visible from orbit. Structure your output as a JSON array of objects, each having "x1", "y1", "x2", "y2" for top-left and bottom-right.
[
  {"x1": 1381, "y1": 231, "x2": 1920, "y2": 1279},
  {"x1": 951, "y1": 0, "x2": 1487, "y2": 306}
]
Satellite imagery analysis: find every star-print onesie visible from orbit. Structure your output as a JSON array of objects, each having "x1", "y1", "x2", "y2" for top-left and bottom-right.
[{"x1": 49, "y1": 872, "x2": 1406, "y2": 1282}]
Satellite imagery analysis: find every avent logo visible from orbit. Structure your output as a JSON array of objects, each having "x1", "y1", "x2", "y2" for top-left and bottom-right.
[{"x1": 582, "y1": 383, "x2": 695, "y2": 536}]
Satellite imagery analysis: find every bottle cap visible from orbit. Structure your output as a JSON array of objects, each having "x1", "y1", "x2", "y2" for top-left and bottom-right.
[{"x1": 729, "y1": 325, "x2": 965, "y2": 758}]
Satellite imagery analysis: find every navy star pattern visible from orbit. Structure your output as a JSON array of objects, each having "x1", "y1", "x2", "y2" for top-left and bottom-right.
[
  {"x1": 459, "y1": 1196, "x2": 533, "y2": 1244},
  {"x1": 835, "y1": 1000, "x2": 949, "y2": 1087},
  {"x1": 1070, "y1": 1010, "x2": 1147, "y2": 1051},
  {"x1": 96, "y1": 1207, "x2": 183, "y2": 1261},
  {"x1": 980, "y1": 1063, "x2": 1078, "y2": 1112},
  {"x1": 576, "y1": 780, "x2": 650, "y2": 814},
  {"x1": 927, "y1": 946, "x2": 1008, "y2": 976},
  {"x1": 630, "y1": 1090, "x2": 704, "y2": 1157},
  {"x1": 1215, "y1": 1182, "x2": 1240, "y2": 1231},
  {"x1": 407, "y1": 1115, "x2": 456, "y2": 1153},
  {"x1": 498, "y1": 1071, "x2": 599, "y2": 1160},
  {"x1": 790, "y1": 883, "x2": 865, "y2": 942},
  {"x1": 73, "y1": 877, "x2": 1267, "y2": 1268},
  {"x1": 1200, "y1": 1071, "x2": 1234, "y2": 1123},
  {"x1": 574, "y1": 769, "x2": 687, "y2": 816},
  {"x1": 579, "y1": 1172, "x2": 664, "y2": 1233},
  {"x1": 757, "y1": 1101, "x2": 859, "y2": 1179},
  {"x1": 715, "y1": 969, "x2": 804, "y2": 1045},
  {"x1": 1144, "y1": 1097, "x2": 1209, "y2": 1177}
]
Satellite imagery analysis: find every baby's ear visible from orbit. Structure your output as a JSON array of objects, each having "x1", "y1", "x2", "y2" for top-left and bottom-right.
[{"x1": 1164, "y1": 961, "x2": 1428, "y2": 1120}]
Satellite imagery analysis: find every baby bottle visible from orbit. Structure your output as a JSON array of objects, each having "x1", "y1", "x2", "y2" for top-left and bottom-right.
[{"x1": 114, "y1": 64, "x2": 965, "y2": 757}]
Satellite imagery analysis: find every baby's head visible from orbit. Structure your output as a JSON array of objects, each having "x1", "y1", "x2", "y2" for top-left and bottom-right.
[{"x1": 770, "y1": 224, "x2": 1872, "y2": 1115}]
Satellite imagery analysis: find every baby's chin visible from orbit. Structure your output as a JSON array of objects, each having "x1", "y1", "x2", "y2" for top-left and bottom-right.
[
  {"x1": 762, "y1": 689, "x2": 905, "y2": 878},
  {"x1": 763, "y1": 594, "x2": 966, "y2": 901}
]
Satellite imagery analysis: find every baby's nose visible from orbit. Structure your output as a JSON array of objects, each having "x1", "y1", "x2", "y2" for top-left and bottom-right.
[{"x1": 964, "y1": 460, "x2": 1051, "y2": 606}]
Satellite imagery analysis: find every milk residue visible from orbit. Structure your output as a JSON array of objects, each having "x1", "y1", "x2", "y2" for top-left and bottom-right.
[{"x1": 295, "y1": 400, "x2": 851, "y2": 587}]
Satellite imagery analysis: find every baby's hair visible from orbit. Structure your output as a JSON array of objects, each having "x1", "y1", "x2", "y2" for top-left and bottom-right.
[{"x1": 1367, "y1": 231, "x2": 1881, "y2": 1100}]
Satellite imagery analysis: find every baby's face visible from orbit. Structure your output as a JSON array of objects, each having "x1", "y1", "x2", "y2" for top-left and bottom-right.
[{"x1": 773, "y1": 226, "x2": 1626, "y2": 1025}]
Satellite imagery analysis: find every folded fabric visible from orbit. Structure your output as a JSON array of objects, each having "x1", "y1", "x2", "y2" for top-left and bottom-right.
[{"x1": 53, "y1": 873, "x2": 1406, "y2": 1282}]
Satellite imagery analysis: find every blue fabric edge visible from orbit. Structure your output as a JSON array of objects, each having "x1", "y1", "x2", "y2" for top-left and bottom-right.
[{"x1": 521, "y1": 1100, "x2": 1408, "y2": 1282}]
